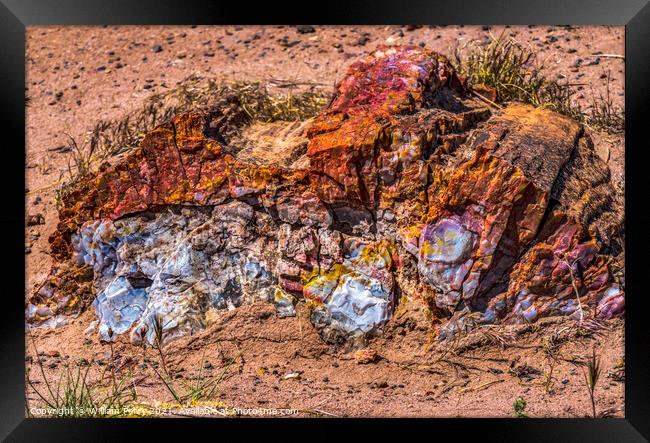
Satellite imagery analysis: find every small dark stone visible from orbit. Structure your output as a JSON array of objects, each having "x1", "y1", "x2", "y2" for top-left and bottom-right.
[
  {"x1": 357, "y1": 35, "x2": 370, "y2": 46},
  {"x1": 278, "y1": 36, "x2": 301, "y2": 48},
  {"x1": 203, "y1": 360, "x2": 213, "y2": 369},
  {"x1": 26, "y1": 213, "x2": 45, "y2": 226},
  {"x1": 96, "y1": 66, "x2": 106, "y2": 72},
  {"x1": 152, "y1": 44, "x2": 163, "y2": 53},
  {"x1": 296, "y1": 25, "x2": 316, "y2": 34},
  {"x1": 376, "y1": 380, "x2": 389, "y2": 388},
  {"x1": 322, "y1": 376, "x2": 329, "y2": 383},
  {"x1": 562, "y1": 378, "x2": 570, "y2": 385}
]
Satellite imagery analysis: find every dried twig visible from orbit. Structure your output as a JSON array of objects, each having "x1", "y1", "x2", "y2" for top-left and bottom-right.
[
  {"x1": 562, "y1": 259, "x2": 585, "y2": 326},
  {"x1": 598, "y1": 54, "x2": 625, "y2": 59}
]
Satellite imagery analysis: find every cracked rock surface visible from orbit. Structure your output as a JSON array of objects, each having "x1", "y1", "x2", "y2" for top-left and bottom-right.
[{"x1": 27, "y1": 45, "x2": 624, "y2": 347}]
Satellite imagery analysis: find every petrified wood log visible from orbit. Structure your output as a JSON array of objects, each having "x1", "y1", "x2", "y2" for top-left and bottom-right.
[{"x1": 27, "y1": 46, "x2": 624, "y2": 346}]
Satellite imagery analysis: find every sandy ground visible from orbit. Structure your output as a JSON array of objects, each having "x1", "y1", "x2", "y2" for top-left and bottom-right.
[
  {"x1": 26, "y1": 302, "x2": 624, "y2": 418},
  {"x1": 24, "y1": 25, "x2": 625, "y2": 418}
]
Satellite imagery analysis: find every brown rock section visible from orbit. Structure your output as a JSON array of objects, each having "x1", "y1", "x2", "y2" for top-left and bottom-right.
[
  {"x1": 31, "y1": 45, "x2": 623, "y2": 341},
  {"x1": 423, "y1": 105, "x2": 582, "y2": 307}
]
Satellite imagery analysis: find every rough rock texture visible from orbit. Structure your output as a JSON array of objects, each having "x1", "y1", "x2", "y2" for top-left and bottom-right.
[{"x1": 27, "y1": 46, "x2": 624, "y2": 347}]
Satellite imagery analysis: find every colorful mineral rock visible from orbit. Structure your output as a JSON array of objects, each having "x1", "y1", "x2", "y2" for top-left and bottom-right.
[{"x1": 28, "y1": 45, "x2": 624, "y2": 346}]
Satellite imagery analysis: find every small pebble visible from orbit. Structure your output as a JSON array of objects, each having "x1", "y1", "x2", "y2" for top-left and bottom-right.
[{"x1": 296, "y1": 25, "x2": 315, "y2": 34}]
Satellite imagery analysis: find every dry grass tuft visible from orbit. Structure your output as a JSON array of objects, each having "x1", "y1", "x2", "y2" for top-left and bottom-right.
[
  {"x1": 89, "y1": 76, "x2": 330, "y2": 160},
  {"x1": 455, "y1": 33, "x2": 624, "y2": 134},
  {"x1": 54, "y1": 76, "x2": 331, "y2": 206},
  {"x1": 582, "y1": 348, "x2": 602, "y2": 418},
  {"x1": 148, "y1": 314, "x2": 231, "y2": 407},
  {"x1": 25, "y1": 331, "x2": 139, "y2": 418}
]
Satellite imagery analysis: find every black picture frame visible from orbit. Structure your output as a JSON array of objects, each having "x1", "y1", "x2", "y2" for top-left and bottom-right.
[{"x1": 3, "y1": 0, "x2": 648, "y2": 440}]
